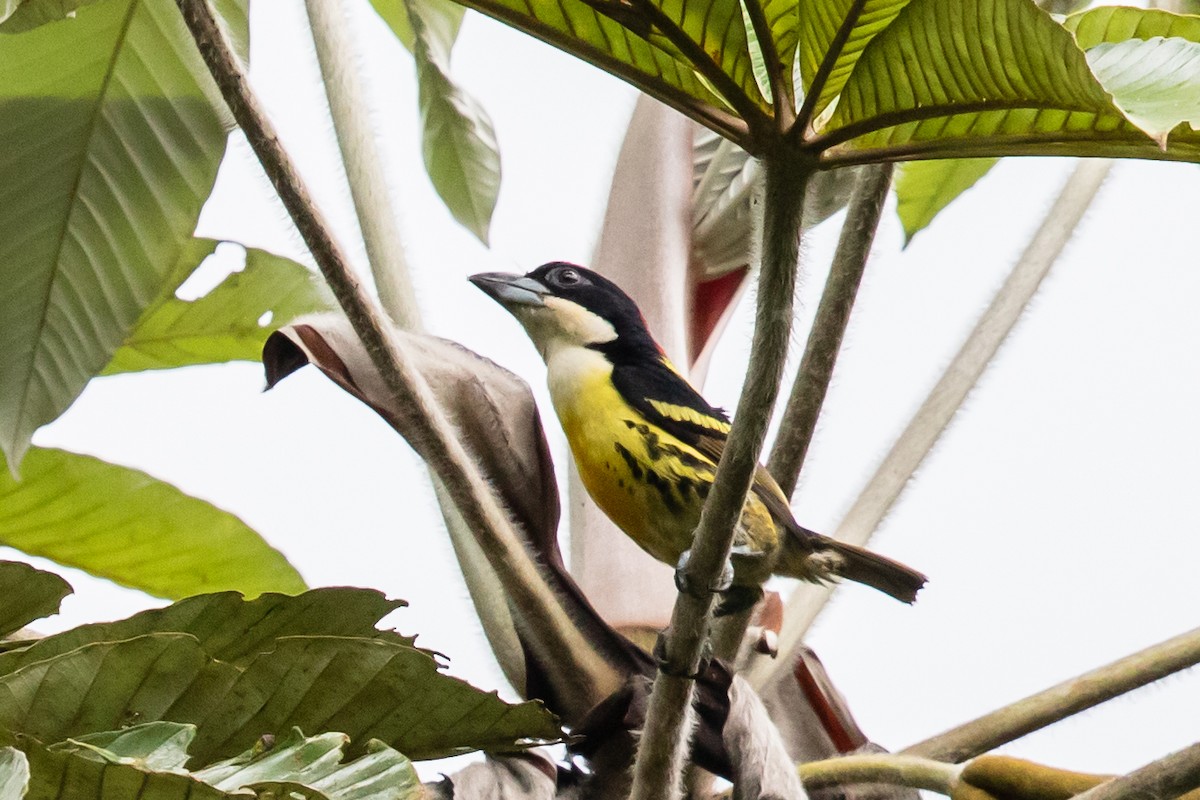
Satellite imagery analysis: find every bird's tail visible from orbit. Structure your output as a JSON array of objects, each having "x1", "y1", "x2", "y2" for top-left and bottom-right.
[{"x1": 778, "y1": 533, "x2": 927, "y2": 604}]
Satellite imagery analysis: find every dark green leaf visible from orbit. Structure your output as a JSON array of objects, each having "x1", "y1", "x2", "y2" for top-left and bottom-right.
[
  {"x1": 0, "y1": 562, "x2": 70, "y2": 638},
  {"x1": 104, "y1": 243, "x2": 334, "y2": 375},
  {"x1": 0, "y1": 634, "x2": 560, "y2": 764},
  {"x1": 0, "y1": 590, "x2": 410, "y2": 676},
  {"x1": 893, "y1": 158, "x2": 1000, "y2": 242},
  {"x1": 0, "y1": 0, "x2": 248, "y2": 467},
  {"x1": 0, "y1": 448, "x2": 304, "y2": 600},
  {"x1": 189, "y1": 636, "x2": 562, "y2": 763},
  {"x1": 0, "y1": 634, "x2": 240, "y2": 745}
]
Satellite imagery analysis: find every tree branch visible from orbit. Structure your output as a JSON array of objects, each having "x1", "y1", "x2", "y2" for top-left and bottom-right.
[
  {"x1": 628, "y1": 148, "x2": 813, "y2": 800},
  {"x1": 747, "y1": 158, "x2": 1113, "y2": 690},
  {"x1": 1071, "y1": 743, "x2": 1200, "y2": 800},
  {"x1": 904, "y1": 624, "x2": 1200, "y2": 763},
  {"x1": 767, "y1": 163, "x2": 892, "y2": 496},
  {"x1": 176, "y1": 0, "x2": 620, "y2": 705}
]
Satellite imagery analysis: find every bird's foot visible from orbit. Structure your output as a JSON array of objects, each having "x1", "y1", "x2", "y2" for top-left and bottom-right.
[
  {"x1": 714, "y1": 585, "x2": 763, "y2": 617},
  {"x1": 673, "y1": 549, "x2": 734, "y2": 598},
  {"x1": 653, "y1": 630, "x2": 712, "y2": 679}
]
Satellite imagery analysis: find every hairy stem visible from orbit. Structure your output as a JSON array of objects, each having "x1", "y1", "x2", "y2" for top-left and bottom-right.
[
  {"x1": 303, "y1": 0, "x2": 422, "y2": 330},
  {"x1": 800, "y1": 754, "x2": 963, "y2": 794},
  {"x1": 1073, "y1": 743, "x2": 1200, "y2": 800},
  {"x1": 629, "y1": 148, "x2": 812, "y2": 800},
  {"x1": 905, "y1": 624, "x2": 1200, "y2": 763},
  {"x1": 767, "y1": 163, "x2": 893, "y2": 496},
  {"x1": 176, "y1": 0, "x2": 619, "y2": 704},
  {"x1": 748, "y1": 158, "x2": 1112, "y2": 690}
]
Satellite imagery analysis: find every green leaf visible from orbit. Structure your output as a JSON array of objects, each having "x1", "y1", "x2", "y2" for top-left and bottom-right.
[
  {"x1": 756, "y1": 0, "x2": 800, "y2": 106},
  {"x1": 0, "y1": 634, "x2": 240, "y2": 745},
  {"x1": 0, "y1": 562, "x2": 70, "y2": 638},
  {"x1": 797, "y1": 0, "x2": 913, "y2": 122},
  {"x1": 0, "y1": 634, "x2": 561, "y2": 763},
  {"x1": 104, "y1": 243, "x2": 334, "y2": 375},
  {"x1": 893, "y1": 158, "x2": 1000, "y2": 242},
  {"x1": 187, "y1": 636, "x2": 562, "y2": 763},
  {"x1": 0, "y1": 589, "x2": 410, "y2": 676},
  {"x1": 812, "y1": 0, "x2": 1200, "y2": 164},
  {"x1": 0, "y1": 448, "x2": 304, "y2": 600},
  {"x1": 0, "y1": 0, "x2": 101, "y2": 32},
  {"x1": 0, "y1": 0, "x2": 247, "y2": 468},
  {"x1": 407, "y1": 0, "x2": 500, "y2": 244},
  {"x1": 448, "y1": 0, "x2": 745, "y2": 143},
  {"x1": 1084, "y1": 37, "x2": 1200, "y2": 145},
  {"x1": 54, "y1": 722, "x2": 196, "y2": 772},
  {"x1": 46, "y1": 725, "x2": 424, "y2": 800},
  {"x1": 195, "y1": 729, "x2": 422, "y2": 800},
  {"x1": 368, "y1": 0, "x2": 462, "y2": 52},
  {"x1": 19, "y1": 734, "x2": 233, "y2": 800},
  {"x1": 1065, "y1": 5, "x2": 1200, "y2": 49},
  {"x1": 0, "y1": 747, "x2": 29, "y2": 800}
]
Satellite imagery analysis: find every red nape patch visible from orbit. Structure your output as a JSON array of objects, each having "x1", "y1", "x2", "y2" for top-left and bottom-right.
[{"x1": 690, "y1": 266, "x2": 748, "y2": 366}]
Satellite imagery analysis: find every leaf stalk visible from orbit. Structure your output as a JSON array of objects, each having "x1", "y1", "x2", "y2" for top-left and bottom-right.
[
  {"x1": 767, "y1": 162, "x2": 893, "y2": 496},
  {"x1": 799, "y1": 753, "x2": 963, "y2": 794},
  {"x1": 628, "y1": 146, "x2": 812, "y2": 800},
  {"x1": 1070, "y1": 743, "x2": 1200, "y2": 800},
  {"x1": 904, "y1": 624, "x2": 1200, "y2": 763}
]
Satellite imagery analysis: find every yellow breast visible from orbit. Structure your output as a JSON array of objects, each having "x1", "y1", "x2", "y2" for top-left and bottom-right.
[{"x1": 544, "y1": 345, "x2": 777, "y2": 581}]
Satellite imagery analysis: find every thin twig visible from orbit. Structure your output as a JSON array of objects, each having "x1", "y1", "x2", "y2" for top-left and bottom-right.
[
  {"x1": 748, "y1": 158, "x2": 1113, "y2": 690},
  {"x1": 767, "y1": 163, "x2": 893, "y2": 496},
  {"x1": 629, "y1": 148, "x2": 813, "y2": 800},
  {"x1": 303, "y1": 0, "x2": 422, "y2": 330},
  {"x1": 176, "y1": 0, "x2": 620, "y2": 705},
  {"x1": 800, "y1": 753, "x2": 963, "y2": 794},
  {"x1": 1072, "y1": 743, "x2": 1200, "y2": 800},
  {"x1": 904, "y1": 625, "x2": 1200, "y2": 763}
]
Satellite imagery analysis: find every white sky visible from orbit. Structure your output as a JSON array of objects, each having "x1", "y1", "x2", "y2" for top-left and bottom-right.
[{"x1": 17, "y1": 0, "x2": 1200, "y2": 782}]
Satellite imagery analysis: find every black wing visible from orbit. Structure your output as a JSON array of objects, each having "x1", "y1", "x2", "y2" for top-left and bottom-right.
[{"x1": 608, "y1": 355, "x2": 732, "y2": 461}]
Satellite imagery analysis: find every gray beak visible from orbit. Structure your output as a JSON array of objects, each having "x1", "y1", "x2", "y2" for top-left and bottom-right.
[{"x1": 469, "y1": 272, "x2": 549, "y2": 309}]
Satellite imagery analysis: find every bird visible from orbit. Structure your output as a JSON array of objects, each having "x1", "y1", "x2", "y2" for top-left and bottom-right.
[{"x1": 470, "y1": 262, "x2": 926, "y2": 614}]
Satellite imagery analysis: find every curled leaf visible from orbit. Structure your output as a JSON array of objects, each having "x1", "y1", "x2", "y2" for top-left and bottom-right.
[{"x1": 0, "y1": 561, "x2": 70, "y2": 639}]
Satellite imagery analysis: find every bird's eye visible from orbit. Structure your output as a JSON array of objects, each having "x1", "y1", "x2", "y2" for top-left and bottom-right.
[{"x1": 553, "y1": 267, "x2": 582, "y2": 287}]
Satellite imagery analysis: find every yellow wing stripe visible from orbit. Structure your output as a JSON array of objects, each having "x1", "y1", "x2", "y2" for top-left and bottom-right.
[{"x1": 648, "y1": 399, "x2": 731, "y2": 434}]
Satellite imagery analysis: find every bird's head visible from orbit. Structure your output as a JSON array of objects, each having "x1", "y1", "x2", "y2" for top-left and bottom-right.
[{"x1": 470, "y1": 262, "x2": 658, "y2": 361}]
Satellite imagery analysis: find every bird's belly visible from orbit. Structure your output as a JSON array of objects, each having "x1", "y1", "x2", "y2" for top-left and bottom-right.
[{"x1": 546, "y1": 347, "x2": 776, "y2": 584}]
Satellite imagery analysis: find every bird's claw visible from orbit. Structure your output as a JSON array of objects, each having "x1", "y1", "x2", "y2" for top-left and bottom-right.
[
  {"x1": 714, "y1": 585, "x2": 763, "y2": 617},
  {"x1": 653, "y1": 630, "x2": 711, "y2": 679},
  {"x1": 674, "y1": 549, "x2": 734, "y2": 598}
]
